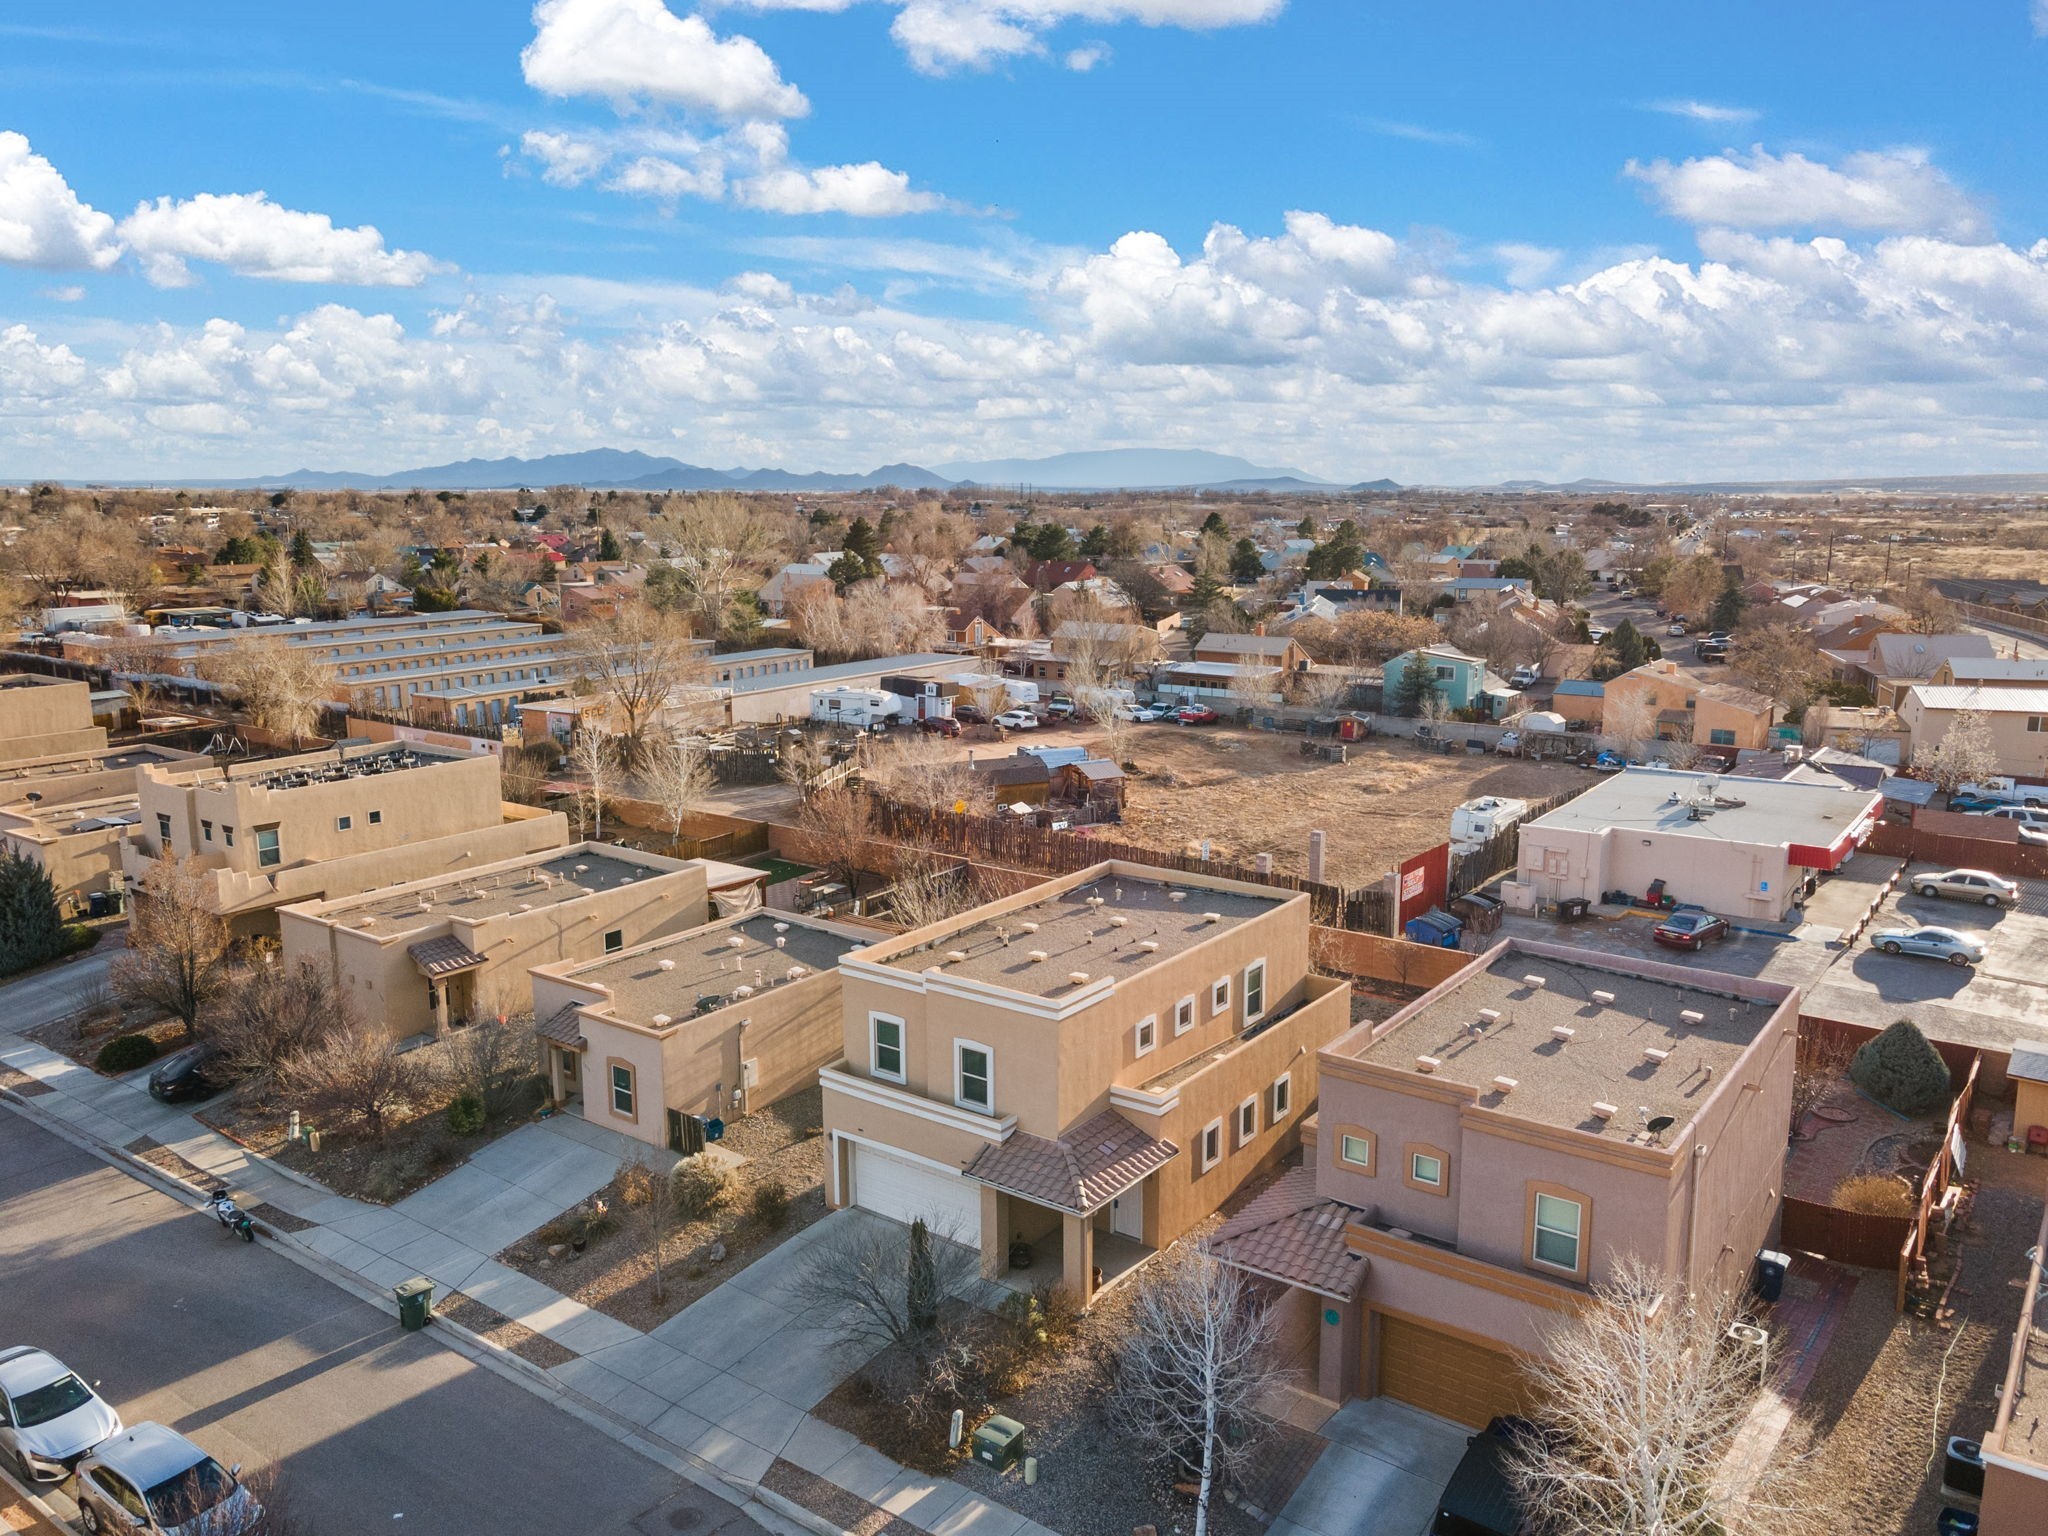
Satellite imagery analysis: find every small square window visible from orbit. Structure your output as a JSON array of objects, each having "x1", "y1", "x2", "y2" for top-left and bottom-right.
[
  {"x1": 1270, "y1": 1072, "x2": 1292, "y2": 1121},
  {"x1": 1134, "y1": 1015, "x2": 1158, "y2": 1057},
  {"x1": 369, "y1": 810, "x2": 383, "y2": 825},
  {"x1": 337, "y1": 815, "x2": 353, "y2": 831},
  {"x1": 1411, "y1": 1151, "x2": 1444, "y2": 1187},
  {"x1": 1199, "y1": 1118, "x2": 1223, "y2": 1171},
  {"x1": 604, "y1": 929, "x2": 623, "y2": 953},
  {"x1": 1339, "y1": 1133, "x2": 1372, "y2": 1170},
  {"x1": 1210, "y1": 976, "x2": 1230, "y2": 1015},
  {"x1": 1174, "y1": 995, "x2": 1196, "y2": 1034},
  {"x1": 1236, "y1": 1097, "x2": 1257, "y2": 1146}
]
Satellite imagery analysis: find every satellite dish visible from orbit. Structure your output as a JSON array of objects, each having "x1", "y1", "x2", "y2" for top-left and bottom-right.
[{"x1": 1645, "y1": 1114, "x2": 1677, "y2": 1141}]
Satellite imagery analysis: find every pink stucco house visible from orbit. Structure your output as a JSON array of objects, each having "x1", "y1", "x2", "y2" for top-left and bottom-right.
[{"x1": 1210, "y1": 937, "x2": 1799, "y2": 1426}]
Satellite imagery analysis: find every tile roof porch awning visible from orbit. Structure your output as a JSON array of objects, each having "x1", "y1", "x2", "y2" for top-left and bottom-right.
[
  {"x1": 407, "y1": 934, "x2": 489, "y2": 979},
  {"x1": 963, "y1": 1109, "x2": 1177, "y2": 1216},
  {"x1": 535, "y1": 1003, "x2": 587, "y2": 1052},
  {"x1": 1206, "y1": 1166, "x2": 1368, "y2": 1301}
]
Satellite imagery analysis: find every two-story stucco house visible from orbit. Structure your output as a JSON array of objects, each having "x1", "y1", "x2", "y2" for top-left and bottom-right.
[
  {"x1": 819, "y1": 862, "x2": 1352, "y2": 1305},
  {"x1": 1210, "y1": 938, "x2": 1798, "y2": 1426}
]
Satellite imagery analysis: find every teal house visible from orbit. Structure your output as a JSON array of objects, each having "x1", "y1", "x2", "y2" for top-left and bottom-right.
[{"x1": 1382, "y1": 644, "x2": 1517, "y2": 718}]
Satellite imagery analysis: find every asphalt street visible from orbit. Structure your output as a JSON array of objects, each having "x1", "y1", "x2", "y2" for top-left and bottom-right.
[{"x1": 0, "y1": 1108, "x2": 766, "y2": 1536}]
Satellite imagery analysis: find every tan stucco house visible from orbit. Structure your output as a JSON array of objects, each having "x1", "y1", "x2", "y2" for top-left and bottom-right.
[
  {"x1": 1601, "y1": 659, "x2": 1776, "y2": 751},
  {"x1": 1211, "y1": 938, "x2": 1798, "y2": 1425},
  {"x1": 819, "y1": 861, "x2": 1351, "y2": 1305},
  {"x1": 124, "y1": 742, "x2": 568, "y2": 934},
  {"x1": 530, "y1": 909, "x2": 871, "y2": 1150},
  {"x1": 280, "y1": 844, "x2": 759, "y2": 1039}
]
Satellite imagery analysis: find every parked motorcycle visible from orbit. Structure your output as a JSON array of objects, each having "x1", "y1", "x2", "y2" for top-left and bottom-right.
[{"x1": 207, "y1": 1188, "x2": 256, "y2": 1242}]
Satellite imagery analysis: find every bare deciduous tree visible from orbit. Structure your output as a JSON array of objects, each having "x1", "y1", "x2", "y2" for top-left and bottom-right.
[
  {"x1": 616, "y1": 1154, "x2": 678, "y2": 1306},
  {"x1": 654, "y1": 493, "x2": 783, "y2": 638},
  {"x1": 281, "y1": 1022, "x2": 416, "y2": 1140},
  {"x1": 1913, "y1": 707, "x2": 1998, "y2": 795},
  {"x1": 644, "y1": 736, "x2": 713, "y2": 848},
  {"x1": 878, "y1": 850, "x2": 990, "y2": 932},
  {"x1": 1111, "y1": 1250, "x2": 1284, "y2": 1536},
  {"x1": 869, "y1": 734, "x2": 980, "y2": 815},
  {"x1": 793, "y1": 785, "x2": 878, "y2": 894},
  {"x1": 204, "y1": 638, "x2": 336, "y2": 745},
  {"x1": 1601, "y1": 692, "x2": 1657, "y2": 760},
  {"x1": 562, "y1": 606, "x2": 705, "y2": 765},
  {"x1": 437, "y1": 1008, "x2": 539, "y2": 1118},
  {"x1": 1504, "y1": 1257, "x2": 1790, "y2": 1536},
  {"x1": 114, "y1": 857, "x2": 232, "y2": 1040},
  {"x1": 1727, "y1": 621, "x2": 1819, "y2": 705},
  {"x1": 211, "y1": 958, "x2": 354, "y2": 1083},
  {"x1": 569, "y1": 728, "x2": 616, "y2": 840},
  {"x1": 788, "y1": 1208, "x2": 982, "y2": 1360},
  {"x1": 1790, "y1": 1024, "x2": 1860, "y2": 1137}
]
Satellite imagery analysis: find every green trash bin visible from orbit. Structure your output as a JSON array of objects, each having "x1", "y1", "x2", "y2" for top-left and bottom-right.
[
  {"x1": 395, "y1": 1276, "x2": 434, "y2": 1331},
  {"x1": 971, "y1": 1416, "x2": 1025, "y2": 1472}
]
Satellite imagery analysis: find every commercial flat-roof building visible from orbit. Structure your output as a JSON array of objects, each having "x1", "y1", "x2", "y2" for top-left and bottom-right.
[
  {"x1": 1211, "y1": 939, "x2": 1799, "y2": 1422},
  {"x1": 1504, "y1": 768, "x2": 1882, "y2": 921}
]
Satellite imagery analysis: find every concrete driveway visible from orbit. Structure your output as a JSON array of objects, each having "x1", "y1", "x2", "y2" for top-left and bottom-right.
[
  {"x1": 391, "y1": 1114, "x2": 626, "y2": 1255},
  {"x1": 1274, "y1": 1399, "x2": 1468, "y2": 1536},
  {"x1": 1803, "y1": 868, "x2": 2048, "y2": 1051}
]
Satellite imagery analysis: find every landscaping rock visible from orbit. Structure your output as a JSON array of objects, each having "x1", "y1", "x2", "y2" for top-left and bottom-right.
[
  {"x1": 706, "y1": 1240, "x2": 728, "y2": 1263},
  {"x1": 546, "y1": 1243, "x2": 566, "y2": 1258}
]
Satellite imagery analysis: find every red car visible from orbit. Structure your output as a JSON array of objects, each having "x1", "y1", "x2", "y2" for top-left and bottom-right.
[
  {"x1": 1173, "y1": 705, "x2": 1221, "y2": 726},
  {"x1": 1652, "y1": 910, "x2": 1730, "y2": 951},
  {"x1": 917, "y1": 716, "x2": 962, "y2": 737}
]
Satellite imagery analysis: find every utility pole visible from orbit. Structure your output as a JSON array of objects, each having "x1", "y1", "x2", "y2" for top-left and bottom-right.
[{"x1": 1824, "y1": 533, "x2": 1834, "y2": 584}]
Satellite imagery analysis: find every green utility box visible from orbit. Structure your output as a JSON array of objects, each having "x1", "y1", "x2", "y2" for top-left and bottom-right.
[
  {"x1": 395, "y1": 1276, "x2": 435, "y2": 1331},
  {"x1": 972, "y1": 1416, "x2": 1026, "y2": 1472}
]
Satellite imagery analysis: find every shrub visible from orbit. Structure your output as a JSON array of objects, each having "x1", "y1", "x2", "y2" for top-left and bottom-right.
[
  {"x1": 1834, "y1": 1173, "x2": 1915, "y2": 1217},
  {"x1": 750, "y1": 1177, "x2": 791, "y2": 1229},
  {"x1": 672, "y1": 1156, "x2": 734, "y2": 1221},
  {"x1": 444, "y1": 1092, "x2": 486, "y2": 1136},
  {"x1": 61, "y1": 924, "x2": 99, "y2": 957},
  {"x1": 613, "y1": 1160, "x2": 659, "y2": 1209},
  {"x1": 1850, "y1": 1019, "x2": 1952, "y2": 1116},
  {"x1": 95, "y1": 1033, "x2": 159, "y2": 1074},
  {"x1": 0, "y1": 852, "x2": 67, "y2": 977}
]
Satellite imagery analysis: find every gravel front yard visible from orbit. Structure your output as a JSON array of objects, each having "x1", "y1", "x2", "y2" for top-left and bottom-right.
[{"x1": 1774, "y1": 1145, "x2": 2046, "y2": 1534}]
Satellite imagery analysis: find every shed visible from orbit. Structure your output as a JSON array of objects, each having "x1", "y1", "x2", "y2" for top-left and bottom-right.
[
  {"x1": 1057, "y1": 758, "x2": 1127, "y2": 808},
  {"x1": 2013, "y1": 1043, "x2": 2048, "y2": 1148}
]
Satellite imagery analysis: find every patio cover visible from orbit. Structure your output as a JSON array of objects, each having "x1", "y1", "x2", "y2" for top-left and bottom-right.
[
  {"x1": 535, "y1": 1003, "x2": 587, "y2": 1052},
  {"x1": 1206, "y1": 1166, "x2": 1367, "y2": 1301},
  {"x1": 964, "y1": 1109, "x2": 1177, "y2": 1216},
  {"x1": 407, "y1": 934, "x2": 489, "y2": 979}
]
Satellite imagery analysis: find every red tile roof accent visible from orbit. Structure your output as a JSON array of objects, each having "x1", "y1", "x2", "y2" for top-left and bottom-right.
[
  {"x1": 964, "y1": 1110, "x2": 1177, "y2": 1215},
  {"x1": 1207, "y1": 1166, "x2": 1367, "y2": 1300}
]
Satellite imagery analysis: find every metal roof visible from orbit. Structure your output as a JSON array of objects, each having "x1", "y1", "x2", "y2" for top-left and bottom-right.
[{"x1": 1907, "y1": 685, "x2": 2048, "y2": 713}]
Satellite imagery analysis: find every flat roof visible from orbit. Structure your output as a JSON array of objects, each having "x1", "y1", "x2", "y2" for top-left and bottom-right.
[
  {"x1": 241, "y1": 742, "x2": 466, "y2": 791},
  {"x1": 0, "y1": 674, "x2": 72, "y2": 691},
  {"x1": 731, "y1": 654, "x2": 955, "y2": 693},
  {"x1": 879, "y1": 872, "x2": 1284, "y2": 999},
  {"x1": 1350, "y1": 951, "x2": 1787, "y2": 1138},
  {"x1": 311, "y1": 847, "x2": 687, "y2": 933},
  {"x1": 570, "y1": 911, "x2": 856, "y2": 1028},
  {"x1": 1529, "y1": 768, "x2": 1878, "y2": 847}
]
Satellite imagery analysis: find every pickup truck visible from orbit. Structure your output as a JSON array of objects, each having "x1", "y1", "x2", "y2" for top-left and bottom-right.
[{"x1": 1957, "y1": 777, "x2": 2048, "y2": 808}]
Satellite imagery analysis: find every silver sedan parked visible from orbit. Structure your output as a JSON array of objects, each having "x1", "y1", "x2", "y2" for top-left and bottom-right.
[
  {"x1": 1870, "y1": 925, "x2": 1988, "y2": 967},
  {"x1": 0, "y1": 1345, "x2": 122, "y2": 1483},
  {"x1": 1911, "y1": 868, "x2": 2020, "y2": 907}
]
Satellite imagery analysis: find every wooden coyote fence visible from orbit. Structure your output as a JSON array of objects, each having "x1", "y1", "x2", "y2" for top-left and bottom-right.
[
  {"x1": 863, "y1": 797, "x2": 1390, "y2": 930},
  {"x1": 1897, "y1": 1054, "x2": 1981, "y2": 1313},
  {"x1": 1447, "y1": 785, "x2": 1590, "y2": 897}
]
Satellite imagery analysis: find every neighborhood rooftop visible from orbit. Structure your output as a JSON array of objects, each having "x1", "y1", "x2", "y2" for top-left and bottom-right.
[
  {"x1": 245, "y1": 743, "x2": 457, "y2": 790},
  {"x1": 879, "y1": 872, "x2": 1284, "y2": 998},
  {"x1": 1349, "y1": 950, "x2": 1793, "y2": 1138},
  {"x1": 1531, "y1": 767, "x2": 1879, "y2": 846},
  {"x1": 569, "y1": 911, "x2": 856, "y2": 1027},
  {"x1": 312, "y1": 848, "x2": 681, "y2": 932}
]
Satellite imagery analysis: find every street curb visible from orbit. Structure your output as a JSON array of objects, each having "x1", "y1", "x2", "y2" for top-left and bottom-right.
[
  {"x1": 0, "y1": 1094, "x2": 812, "y2": 1536},
  {"x1": 0, "y1": 1457, "x2": 73, "y2": 1535}
]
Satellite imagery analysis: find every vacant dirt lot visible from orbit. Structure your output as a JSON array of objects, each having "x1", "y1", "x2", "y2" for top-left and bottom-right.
[{"x1": 1110, "y1": 726, "x2": 1588, "y2": 886}]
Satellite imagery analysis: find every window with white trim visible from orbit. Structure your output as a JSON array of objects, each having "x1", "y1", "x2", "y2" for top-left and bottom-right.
[
  {"x1": 1243, "y1": 959, "x2": 1267, "y2": 1024},
  {"x1": 870, "y1": 1015, "x2": 905, "y2": 1082},
  {"x1": 1339, "y1": 1133, "x2": 1372, "y2": 1170},
  {"x1": 1235, "y1": 1096, "x2": 1257, "y2": 1147},
  {"x1": 1134, "y1": 1015, "x2": 1158, "y2": 1056},
  {"x1": 1199, "y1": 1118, "x2": 1223, "y2": 1171},
  {"x1": 336, "y1": 815, "x2": 352, "y2": 831},
  {"x1": 1533, "y1": 1192, "x2": 1583, "y2": 1272},
  {"x1": 1269, "y1": 1071, "x2": 1292, "y2": 1122},
  {"x1": 610, "y1": 1063, "x2": 635, "y2": 1116},
  {"x1": 1174, "y1": 995, "x2": 1197, "y2": 1034},
  {"x1": 1210, "y1": 976, "x2": 1230, "y2": 1015},
  {"x1": 1411, "y1": 1151, "x2": 1444, "y2": 1188},
  {"x1": 955, "y1": 1041, "x2": 993, "y2": 1114}
]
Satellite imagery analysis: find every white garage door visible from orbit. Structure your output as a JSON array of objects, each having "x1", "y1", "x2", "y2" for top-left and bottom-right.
[{"x1": 850, "y1": 1143, "x2": 983, "y2": 1243}]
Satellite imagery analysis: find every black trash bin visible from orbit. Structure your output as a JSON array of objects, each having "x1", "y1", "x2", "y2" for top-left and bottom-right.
[
  {"x1": 1558, "y1": 897, "x2": 1592, "y2": 923},
  {"x1": 1944, "y1": 1435, "x2": 1985, "y2": 1499},
  {"x1": 395, "y1": 1276, "x2": 434, "y2": 1331},
  {"x1": 1753, "y1": 1249, "x2": 1789, "y2": 1304}
]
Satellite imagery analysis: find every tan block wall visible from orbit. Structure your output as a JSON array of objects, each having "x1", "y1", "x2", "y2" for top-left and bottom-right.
[{"x1": 0, "y1": 680, "x2": 107, "y2": 766}]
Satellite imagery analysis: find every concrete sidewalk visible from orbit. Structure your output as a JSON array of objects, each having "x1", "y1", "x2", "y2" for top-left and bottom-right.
[{"x1": 0, "y1": 1006, "x2": 1058, "y2": 1536}]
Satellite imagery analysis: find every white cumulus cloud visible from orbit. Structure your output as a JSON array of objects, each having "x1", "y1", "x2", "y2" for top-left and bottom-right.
[
  {"x1": 0, "y1": 132, "x2": 121, "y2": 271},
  {"x1": 520, "y1": 129, "x2": 612, "y2": 186},
  {"x1": 739, "y1": 160, "x2": 945, "y2": 216},
  {"x1": 1628, "y1": 145, "x2": 1987, "y2": 240},
  {"x1": 521, "y1": 0, "x2": 808, "y2": 120},
  {"x1": 117, "y1": 192, "x2": 442, "y2": 287},
  {"x1": 884, "y1": 0, "x2": 1281, "y2": 73}
]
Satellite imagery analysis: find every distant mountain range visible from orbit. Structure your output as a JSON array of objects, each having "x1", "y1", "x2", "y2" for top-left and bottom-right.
[
  {"x1": 129, "y1": 446, "x2": 1353, "y2": 494},
  {"x1": 1480, "y1": 473, "x2": 2048, "y2": 495}
]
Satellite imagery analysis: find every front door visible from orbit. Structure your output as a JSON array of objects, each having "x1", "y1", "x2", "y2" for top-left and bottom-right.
[{"x1": 1108, "y1": 1184, "x2": 1143, "y2": 1240}]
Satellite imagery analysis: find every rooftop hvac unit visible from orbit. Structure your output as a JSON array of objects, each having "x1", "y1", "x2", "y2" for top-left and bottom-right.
[
  {"x1": 726, "y1": 935, "x2": 746, "y2": 949},
  {"x1": 1137, "y1": 940, "x2": 1159, "y2": 953},
  {"x1": 1415, "y1": 1055, "x2": 1440, "y2": 1074},
  {"x1": 657, "y1": 959, "x2": 676, "y2": 972},
  {"x1": 1067, "y1": 971, "x2": 1091, "y2": 985},
  {"x1": 1086, "y1": 896, "x2": 1105, "y2": 909},
  {"x1": 1591, "y1": 989, "x2": 1615, "y2": 1007},
  {"x1": 1551, "y1": 1026, "x2": 1575, "y2": 1043},
  {"x1": 1521, "y1": 974, "x2": 1547, "y2": 990},
  {"x1": 1027, "y1": 950, "x2": 1048, "y2": 963},
  {"x1": 1590, "y1": 1101, "x2": 1618, "y2": 1120},
  {"x1": 651, "y1": 1013, "x2": 671, "y2": 1027},
  {"x1": 945, "y1": 950, "x2": 968, "y2": 964},
  {"x1": 787, "y1": 966, "x2": 807, "y2": 980},
  {"x1": 1679, "y1": 1008, "x2": 1705, "y2": 1026},
  {"x1": 1019, "y1": 921, "x2": 1039, "y2": 934},
  {"x1": 517, "y1": 903, "x2": 532, "y2": 913},
  {"x1": 1168, "y1": 890, "x2": 1187, "y2": 903},
  {"x1": 773, "y1": 921, "x2": 788, "y2": 933},
  {"x1": 1476, "y1": 1008, "x2": 1502, "y2": 1026},
  {"x1": 733, "y1": 984, "x2": 754, "y2": 999},
  {"x1": 1644, "y1": 1047, "x2": 1671, "y2": 1065},
  {"x1": 1203, "y1": 912, "x2": 1222, "y2": 924},
  {"x1": 1491, "y1": 1076, "x2": 1519, "y2": 1095},
  {"x1": 1108, "y1": 915, "x2": 1127, "y2": 927}
]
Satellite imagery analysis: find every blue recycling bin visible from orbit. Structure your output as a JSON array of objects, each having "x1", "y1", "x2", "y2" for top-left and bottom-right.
[{"x1": 1403, "y1": 909, "x2": 1464, "y2": 949}]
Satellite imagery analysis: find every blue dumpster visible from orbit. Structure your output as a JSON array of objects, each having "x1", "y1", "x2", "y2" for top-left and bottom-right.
[{"x1": 1404, "y1": 909, "x2": 1464, "y2": 948}]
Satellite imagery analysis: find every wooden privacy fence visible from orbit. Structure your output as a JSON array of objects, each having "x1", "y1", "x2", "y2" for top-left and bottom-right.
[
  {"x1": 1898, "y1": 1054, "x2": 1981, "y2": 1313},
  {"x1": 1447, "y1": 785, "x2": 1589, "y2": 896},
  {"x1": 606, "y1": 798, "x2": 773, "y2": 862},
  {"x1": 1864, "y1": 816, "x2": 2048, "y2": 881},
  {"x1": 862, "y1": 796, "x2": 1390, "y2": 930},
  {"x1": 1779, "y1": 1200, "x2": 1915, "y2": 1271}
]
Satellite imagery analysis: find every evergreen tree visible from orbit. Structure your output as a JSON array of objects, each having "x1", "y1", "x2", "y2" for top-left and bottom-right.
[
  {"x1": 1850, "y1": 1020, "x2": 1951, "y2": 1116},
  {"x1": 907, "y1": 1218, "x2": 939, "y2": 1332},
  {"x1": 1079, "y1": 524, "x2": 1110, "y2": 560},
  {"x1": 0, "y1": 852, "x2": 66, "y2": 976},
  {"x1": 1199, "y1": 510, "x2": 1229, "y2": 539},
  {"x1": 1229, "y1": 537, "x2": 1266, "y2": 582},
  {"x1": 288, "y1": 529, "x2": 316, "y2": 568},
  {"x1": 827, "y1": 552, "x2": 869, "y2": 592},
  {"x1": 845, "y1": 517, "x2": 883, "y2": 576},
  {"x1": 1710, "y1": 579, "x2": 1748, "y2": 632},
  {"x1": 598, "y1": 526, "x2": 624, "y2": 562},
  {"x1": 1297, "y1": 515, "x2": 1318, "y2": 540},
  {"x1": 1390, "y1": 654, "x2": 1437, "y2": 717}
]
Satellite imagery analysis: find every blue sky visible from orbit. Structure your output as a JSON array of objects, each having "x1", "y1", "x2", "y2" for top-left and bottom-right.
[{"x1": 3, "y1": 1, "x2": 2047, "y2": 482}]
